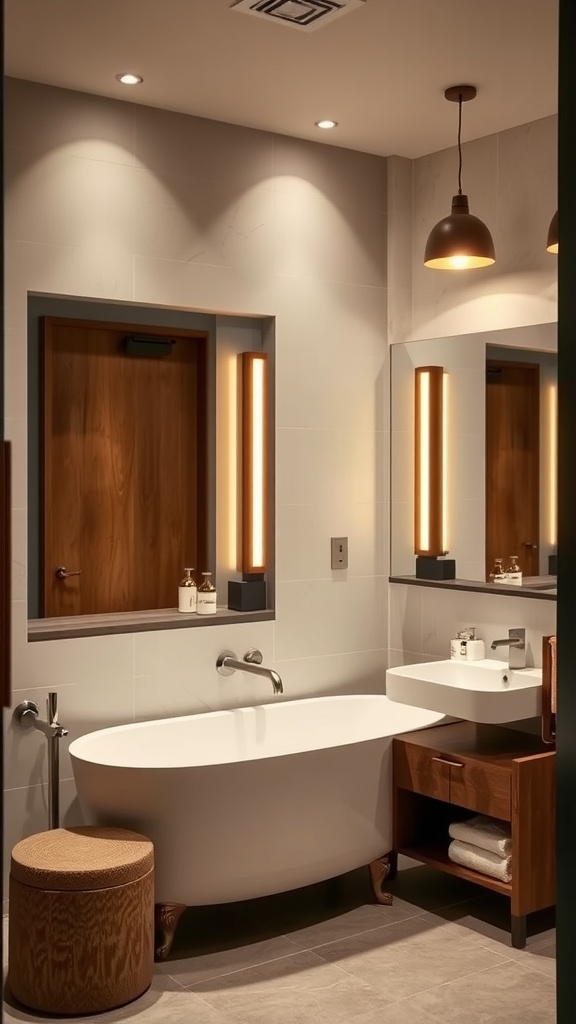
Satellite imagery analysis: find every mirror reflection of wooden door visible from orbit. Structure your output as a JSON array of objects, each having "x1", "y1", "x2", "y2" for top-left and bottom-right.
[
  {"x1": 1, "y1": 442, "x2": 11, "y2": 706},
  {"x1": 42, "y1": 318, "x2": 208, "y2": 617},
  {"x1": 486, "y1": 361, "x2": 540, "y2": 580}
]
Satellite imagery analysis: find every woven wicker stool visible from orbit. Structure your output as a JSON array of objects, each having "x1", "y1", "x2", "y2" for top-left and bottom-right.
[{"x1": 8, "y1": 826, "x2": 154, "y2": 1016}]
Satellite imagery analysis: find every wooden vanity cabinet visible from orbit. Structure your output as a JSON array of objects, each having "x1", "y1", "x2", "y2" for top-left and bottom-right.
[{"x1": 393, "y1": 721, "x2": 556, "y2": 948}]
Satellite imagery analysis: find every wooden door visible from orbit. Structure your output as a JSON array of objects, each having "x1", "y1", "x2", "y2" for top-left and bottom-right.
[
  {"x1": 486, "y1": 361, "x2": 540, "y2": 579},
  {"x1": 0, "y1": 442, "x2": 11, "y2": 706},
  {"x1": 42, "y1": 318, "x2": 207, "y2": 617}
]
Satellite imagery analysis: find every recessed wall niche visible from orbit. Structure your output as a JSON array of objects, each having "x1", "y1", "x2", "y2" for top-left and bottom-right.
[{"x1": 27, "y1": 294, "x2": 275, "y2": 630}]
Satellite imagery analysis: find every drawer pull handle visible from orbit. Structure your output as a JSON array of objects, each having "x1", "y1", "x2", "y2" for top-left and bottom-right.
[{"x1": 432, "y1": 757, "x2": 464, "y2": 768}]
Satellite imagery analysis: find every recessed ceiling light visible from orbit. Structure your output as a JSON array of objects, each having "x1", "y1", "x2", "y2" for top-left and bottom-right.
[
  {"x1": 115, "y1": 73, "x2": 143, "y2": 86},
  {"x1": 315, "y1": 119, "x2": 338, "y2": 130}
]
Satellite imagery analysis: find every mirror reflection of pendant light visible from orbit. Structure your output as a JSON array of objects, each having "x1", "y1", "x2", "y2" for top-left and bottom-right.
[
  {"x1": 546, "y1": 210, "x2": 558, "y2": 253},
  {"x1": 424, "y1": 85, "x2": 496, "y2": 270}
]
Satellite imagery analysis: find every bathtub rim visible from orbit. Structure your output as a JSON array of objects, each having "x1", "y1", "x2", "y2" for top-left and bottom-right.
[{"x1": 69, "y1": 694, "x2": 447, "y2": 771}]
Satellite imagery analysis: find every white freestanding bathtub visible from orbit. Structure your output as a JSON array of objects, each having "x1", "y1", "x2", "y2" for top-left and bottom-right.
[{"x1": 70, "y1": 695, "x2": 445, "y2": 909}]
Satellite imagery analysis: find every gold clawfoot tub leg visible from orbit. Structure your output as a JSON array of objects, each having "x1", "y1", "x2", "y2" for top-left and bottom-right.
[
  {"x1": 368, "y1": 852, "x2": 396, "y2": 906},
  {"x1": 154, "y1": 902, "x2": 187, "y2": 961}
]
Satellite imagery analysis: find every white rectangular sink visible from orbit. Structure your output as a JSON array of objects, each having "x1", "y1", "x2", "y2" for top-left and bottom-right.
[{"x1": 386, "y1": 658, "x2": 542, "y2": 724}]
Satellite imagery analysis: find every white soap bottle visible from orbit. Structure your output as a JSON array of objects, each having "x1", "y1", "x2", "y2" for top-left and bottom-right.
[
  {"x1": 178, "y1": 567, "x2": 197, "y2": 613},
  {"x1": 197, "y1": 571, "x2": 217, "y2": 615}
]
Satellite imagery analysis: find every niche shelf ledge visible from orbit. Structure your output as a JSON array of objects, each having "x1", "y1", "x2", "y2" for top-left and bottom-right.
[{"x1": 27, "y1": 607, "x2": 275, "y2": 642}]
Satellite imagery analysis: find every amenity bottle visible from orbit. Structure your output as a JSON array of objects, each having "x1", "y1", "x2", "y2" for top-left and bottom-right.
[
  {"x1": 504, "y1": 555, "x2": 522, "y2": 586},
  {"x1": 178, "y1": 567, "x2": 197, "y2": 613},
  {"x1": 488, "y1": 558, "x2": 505, "y2": 583},
  {"x1": 197, "y1": 571, "x2": 217, "y2": 615}
]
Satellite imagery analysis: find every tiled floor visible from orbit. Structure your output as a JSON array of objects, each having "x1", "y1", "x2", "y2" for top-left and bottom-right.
[{"x1": 3, "y1": 859, "x2": 556, "y2": 1023}]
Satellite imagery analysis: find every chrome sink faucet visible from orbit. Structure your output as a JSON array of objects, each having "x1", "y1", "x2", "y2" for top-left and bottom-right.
[
  {"x1": 490, "y1": 628, "x2": 527, "y2": 670},
  {"x1": 216, "y1": 648, "x2": 284, "y2": 694}
]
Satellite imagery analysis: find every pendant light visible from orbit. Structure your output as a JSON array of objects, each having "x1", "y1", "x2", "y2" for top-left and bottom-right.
[
  {"x1": 546, "y1": 210, "x2": 558, "y2": 253},
  {"x1": 424, "y1": 85, "x2": 496, "y2": 270}
]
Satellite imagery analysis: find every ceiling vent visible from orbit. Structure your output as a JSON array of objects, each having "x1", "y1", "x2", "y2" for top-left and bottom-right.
[{"x1": 230, "y1": 0, "x2": 367, "y2": 32}]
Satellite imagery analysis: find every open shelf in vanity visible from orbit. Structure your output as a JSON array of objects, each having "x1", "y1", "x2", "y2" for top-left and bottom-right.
[{"x1": 393, "y1": 721, "x2": 556, "y2": 948}]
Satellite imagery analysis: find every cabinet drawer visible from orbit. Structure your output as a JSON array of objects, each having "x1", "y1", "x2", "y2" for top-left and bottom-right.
[
  {"x1": 449, "y1": 758, "x2": 511, "y2": 821},
  {"x1": 393, "y1": 740, "x2": 512, "y2": 821},
  {"x1": 394, "y1": 740, "x2": 451, "y2": 802}
]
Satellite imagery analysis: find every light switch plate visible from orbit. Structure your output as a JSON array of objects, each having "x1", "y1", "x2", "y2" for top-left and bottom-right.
[{"x1": 331, "y1": 536, "x2": 348, "y2": 570}]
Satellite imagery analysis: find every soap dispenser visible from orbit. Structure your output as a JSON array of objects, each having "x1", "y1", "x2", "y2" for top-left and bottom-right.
[
  {"x1": 450, "y1": 626, "x2": 485, "y2": 661},
  {"x1": 464, "y1": 627, "x2": 485, "y2": 661},
  {"x1": 197, "y1": 571, "x2": 217, "y2": 615},
  {"x1": 451, "y1": 628, "x2": 472, "y2": 660},
  {"x1": 178, "y1": 568, "x2": 197, "y2": 613}
]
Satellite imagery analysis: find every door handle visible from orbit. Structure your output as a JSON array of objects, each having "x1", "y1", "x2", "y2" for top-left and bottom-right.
[
  {"x1": 55, "y1": 566, "x2": 81, "y2": 580},
  {"x1": 521, "y1": 542, "x2": 538, "y2": 549}
]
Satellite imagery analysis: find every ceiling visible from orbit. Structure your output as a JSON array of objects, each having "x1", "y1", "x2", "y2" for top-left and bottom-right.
[{"x1": 5, "y1": 0, "x2": 558, "y2": 159}]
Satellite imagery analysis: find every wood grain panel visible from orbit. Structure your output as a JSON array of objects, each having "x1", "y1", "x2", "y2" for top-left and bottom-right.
[
  {"x1": 42, "y1": 318, "x2": 208, "y2": 616},
  {"x1": 0, "y1": 442, "x2": 11, "y2": 707},
  {"x1": 511, "y1": 752, "x2": 556, "y2": 916},
  {"x1": 448, "y1": 758, "x2": 511, "y2": 820},
  {"x1": 542, "y1": 634, "x2": 557, "y2": 744},
  {"x1": 8, "y1": 870, "x2": 154, "y2": 1014},
  {"x1": 393, "y1": 739, "x2": 451, "y2": 801},
  {"x1": 486, "y1": 361, "x2": 540, "y2": 579}
]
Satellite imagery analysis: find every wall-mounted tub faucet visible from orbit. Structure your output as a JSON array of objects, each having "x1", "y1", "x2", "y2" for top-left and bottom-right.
[
  {"x1": 490, "y1": 628, "x2": 527, "y2": 670},
  {"x1": 216, "y1": 649, "x2": 284, "y2": 694}
]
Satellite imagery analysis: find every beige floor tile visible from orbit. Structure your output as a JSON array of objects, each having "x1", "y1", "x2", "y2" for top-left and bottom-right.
[
  {"x1": 406, "y1": 959, "x2": 556, "y2": 1024},
  {"x1": 189, "y1": 948, "x2": 395, "y2": 1024},
  {"x1": 311, "y1": 913, "x2": 512, "y2": 1001},
  {"x1": 507, "y1": 936, "x2": 556, "y2": 980},
  {"x1": 265, "y1": 897, "x2": 425, "y2": 951},
  {"x1": 159, "y1": 931, "x2": 304, "y2": 987},
  {"x1": 349, "y1": 1005, "x2": 438, "y2": 1024}
]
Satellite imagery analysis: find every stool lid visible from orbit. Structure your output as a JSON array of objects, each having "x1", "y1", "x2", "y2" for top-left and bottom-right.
[{"x1": 11, "y1": 826, "x2": 154, "y2": 891}]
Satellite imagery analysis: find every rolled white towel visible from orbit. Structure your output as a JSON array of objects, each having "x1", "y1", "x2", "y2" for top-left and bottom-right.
[
  {"x1": 448, "y1": 839, "x2": 512, "y2": 883},
  {"x1": 448, "y1": 814, "x2": 512, "y2": 857}
]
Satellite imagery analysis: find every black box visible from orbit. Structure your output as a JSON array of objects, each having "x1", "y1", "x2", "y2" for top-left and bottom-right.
[
  {"x1": 415, "y1": 556, "x2": 456, "y2": 580},
  {"x1": 228, "y1": 579, "x2": 267, "y2": 612},
  {"x1": 548, "y1": 554, "x2": 557, "y2": 575}
]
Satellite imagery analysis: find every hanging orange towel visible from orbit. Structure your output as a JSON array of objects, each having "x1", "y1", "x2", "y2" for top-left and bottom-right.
[{"x1": 549, "y1": 635, "x2": 557, "y2": 715}]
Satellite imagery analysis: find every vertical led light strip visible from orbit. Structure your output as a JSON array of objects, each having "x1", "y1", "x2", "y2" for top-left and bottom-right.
[
  {"x1": 442, "y1": 371, "x2": 449, "y2": 553},
  {"x1": 241, "y1": 352, "x2": 267, "y2": 574},
  {"x1": 549, "y1": 381, "x2": 557, "y2": 547},
  {"x1": 414, "y1": 366, "x2": 446, "y2": 557},
  {"x1": 418, "y1": 371, "x2": 431, "y2": 551}
]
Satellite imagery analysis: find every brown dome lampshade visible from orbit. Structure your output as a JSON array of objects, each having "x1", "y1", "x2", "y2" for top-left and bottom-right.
[
  {"x1": 424, "y1": 86, "x2": 496, "y2": 271},
  {"x1": 546, "y1": 210, "x2": 558, "y2": 253}
]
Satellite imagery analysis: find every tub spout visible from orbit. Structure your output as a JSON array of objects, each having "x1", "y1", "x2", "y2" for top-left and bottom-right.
[
  {"x1": 269, "y1": 671, "x2": 284, "y2": 695},
  {"x1": 216, "y1": 649, "x2": 284, "y2": 695}
]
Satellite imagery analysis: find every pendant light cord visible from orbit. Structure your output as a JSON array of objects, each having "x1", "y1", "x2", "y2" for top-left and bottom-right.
[{"x1": 457, "y1": 93, "x2": 463, "y2": 195}]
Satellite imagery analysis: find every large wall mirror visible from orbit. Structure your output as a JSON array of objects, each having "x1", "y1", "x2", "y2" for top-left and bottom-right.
[{"x1": 390, "y1": 321, "x2": 557, "y2": 597}]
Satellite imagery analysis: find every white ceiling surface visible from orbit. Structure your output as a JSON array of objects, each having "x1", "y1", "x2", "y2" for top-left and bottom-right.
[{"x1": 5, "y1": 0, "x2": 558, "y2": 158}]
